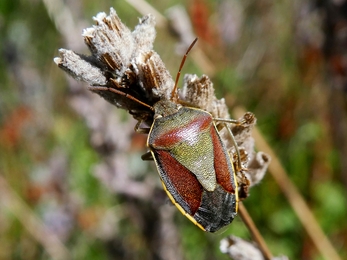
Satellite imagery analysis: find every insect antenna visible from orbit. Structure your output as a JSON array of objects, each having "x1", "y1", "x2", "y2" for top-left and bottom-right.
[
  {"x1": 171, "y1": 38, "x2": 198, "y2": 102},
  {"x1": 89, "y1": 86, "x2": 154, "y2": 111}
]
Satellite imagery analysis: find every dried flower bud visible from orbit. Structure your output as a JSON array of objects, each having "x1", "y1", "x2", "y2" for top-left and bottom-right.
[
  {"x1": 54, "y1": 49, "x2": 107, "y2": 86},
  {"x1": 54, "y1": 7, "x2": 270, "y2": 198}
]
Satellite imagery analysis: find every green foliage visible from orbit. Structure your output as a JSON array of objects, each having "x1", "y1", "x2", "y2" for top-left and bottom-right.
[{"x1": 313, "y1": 181, "x2": 347, "y2": 232}]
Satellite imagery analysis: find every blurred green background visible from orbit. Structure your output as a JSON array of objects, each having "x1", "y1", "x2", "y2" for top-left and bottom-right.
[{"x1": 1, "y1": 0, "x2": 346, "y2": 259}]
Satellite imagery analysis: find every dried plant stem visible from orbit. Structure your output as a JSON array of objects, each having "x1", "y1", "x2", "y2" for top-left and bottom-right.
[
  {"x1": 0, "y1": 176, "x2": 71, "y2": 260},
  {"x1": 234, "y1": 107, "x2": 342, "y2": 260},
  {"x1": 238, "y1": 203, "x2": 273, "y2": 260}
]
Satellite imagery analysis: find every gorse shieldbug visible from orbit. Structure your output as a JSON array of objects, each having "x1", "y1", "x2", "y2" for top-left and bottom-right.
[{"x1": 91, "y1": 39, "x2": 246, "y2": 232}]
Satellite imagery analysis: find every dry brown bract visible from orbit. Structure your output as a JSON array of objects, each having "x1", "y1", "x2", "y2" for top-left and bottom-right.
[{"x1": 54, "y1": 7, "x2": 270, "y2": 193}]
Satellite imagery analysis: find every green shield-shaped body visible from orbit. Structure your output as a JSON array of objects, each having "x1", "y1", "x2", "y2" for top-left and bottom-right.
[{"x1": 147, "y1": 106, "x2": 238, "y2": 232}]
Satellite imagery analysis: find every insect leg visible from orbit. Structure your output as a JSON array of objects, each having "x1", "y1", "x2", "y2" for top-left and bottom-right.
[
  {"x1": 213, "y1": 112, "x2": 255, "y2": 126},
  {"x1": 88, "y1": 86, "x2": 154, "y2": 111},
  {"x1": 141, "y1": 151, "x2": 153, "y2": 161},
  {"x1": 213, "y1": 112, "x2": 255, "y2": 171},
  {"x1": 222, "y1": 122, "x2": 243, "y2": 172},
  {"x1": 134, "y1": 120, "x2": 150, "y2": 134}
]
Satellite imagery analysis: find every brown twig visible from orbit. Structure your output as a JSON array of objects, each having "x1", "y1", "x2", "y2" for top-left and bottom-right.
[
  {"x1": 233, "y1": 107, "x2": 342, "y2": 260},
  {"x1": 238, "y1": 203, "x2": 273, "y2": 260}
]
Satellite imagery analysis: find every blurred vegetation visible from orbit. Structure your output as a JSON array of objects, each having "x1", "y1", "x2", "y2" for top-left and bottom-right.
[{"x1": 1, "y1": 0, "x2": 347, "y2": 259}]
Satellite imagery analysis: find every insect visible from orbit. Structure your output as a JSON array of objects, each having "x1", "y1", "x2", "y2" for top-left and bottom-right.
[{"x1": 90, "y1": 39, "x2": 247, "y2": 232}]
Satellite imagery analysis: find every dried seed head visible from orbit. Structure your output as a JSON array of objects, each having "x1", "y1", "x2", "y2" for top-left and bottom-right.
[{"x1": 54, "y1": 7, "x2": 270, "y2": 192}]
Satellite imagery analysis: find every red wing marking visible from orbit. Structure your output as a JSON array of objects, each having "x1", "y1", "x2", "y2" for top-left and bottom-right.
[
  {"x1": 155, "y1": 150, "x2": 203, "y2": 214},
  {"x1": 210, "y1": 127, "x2": 235, "y2": 193},
  {"x1": 152, "y1": 113, "x2": 212, "y2": 148}
]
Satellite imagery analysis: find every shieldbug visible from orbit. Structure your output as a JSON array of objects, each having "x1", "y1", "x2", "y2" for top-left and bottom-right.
[{"x1": 91, "y1": 39, "x2": 249, "y2": 232}]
